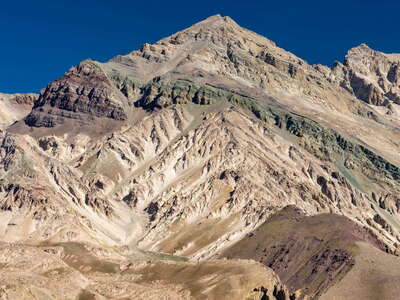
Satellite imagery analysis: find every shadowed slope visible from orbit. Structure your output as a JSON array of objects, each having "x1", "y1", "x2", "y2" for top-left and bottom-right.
[{"x1": 221, "y1": 206, "x2": 398, "y2": 299}]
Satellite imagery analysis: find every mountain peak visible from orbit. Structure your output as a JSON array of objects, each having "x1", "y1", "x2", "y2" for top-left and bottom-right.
[
  {"x1": 191, "y1": 14, "x2": 236, "y2": 25},
  {"x1": 173, "y1": 14, "x2": 240, "y2": 35},
  {"x1": 105, "y1": 13, "x2": 278, "y2": 83},
  {"x1": 196, "y1": 14, "x2": 223, "y2": 23},
  {"x1": 356, "y1": 43, "x2": 370, "y2": 49},
  {"x1": 346, "y1": 43, "x2": 374, "y2": 56},
  {"x1": 346, "y1": 43, "x2": 400, "y2": 64}
]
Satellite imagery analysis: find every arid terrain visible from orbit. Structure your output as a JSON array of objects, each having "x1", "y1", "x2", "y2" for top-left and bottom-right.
[{"x1": 1, "y1": 14, "x2": 400, "y2": 299}]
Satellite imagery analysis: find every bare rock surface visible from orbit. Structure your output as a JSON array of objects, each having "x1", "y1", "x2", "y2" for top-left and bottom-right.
[
  {"x1": 24, "y1": 60, "x2": 128, "y2": 128},
  {"x1": 0, "y1": 93, "x2": 36, "y2": 129},
  {"x1": 331, "y1": 44, "x2": 400, "y2": 106}
]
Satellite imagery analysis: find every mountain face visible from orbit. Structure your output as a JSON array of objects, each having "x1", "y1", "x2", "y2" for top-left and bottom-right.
[
  {"x1": 1, "y1": 14, "x2": 400, "y2": 299},
  {"x1": 331, "y1": 44, "x2": 400, "y2": 106}
]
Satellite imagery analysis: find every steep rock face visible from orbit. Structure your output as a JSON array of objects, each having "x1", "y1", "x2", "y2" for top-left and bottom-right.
[
  {"x1": 7, "y1": 93, "x2": 37, "y2": 105},
  {"x1": 331, "y1": 44, "x2": 400, "y2": 106},
  {"x1": 0, "y1": 129, "x2": 119, "y2": 245},
  {"x1": 25, "y1": 60, "x2": 129, "y2": 128}
]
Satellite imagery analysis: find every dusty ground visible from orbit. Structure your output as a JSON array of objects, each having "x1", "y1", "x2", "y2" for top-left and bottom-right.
[
  {"x1": 0, "y1": 242, "x2": 290, "y2": 300},
  {"x1": 221, "y1": 206, "x2": 399, "y2": 299},
  {"x1": 321, "y1": 242, "x2": 400, "y2": 300}
]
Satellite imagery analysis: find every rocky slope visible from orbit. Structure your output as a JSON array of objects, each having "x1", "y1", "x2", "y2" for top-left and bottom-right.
[
  {"x1": 1, "y1": 14, "x2": 400, "y2": 299},
  {"x1": 25, "y1": 61, "x2": 128, "y2": 128},
  {"x1": 0, "y1": 93, "x2": 36, "y2": 129},
  {"x1": 330, "y1": 43, "x2": 400, "y2": 106},
  {"x1": 221, "y1": 206, "x2": 391, "y2": 298}
]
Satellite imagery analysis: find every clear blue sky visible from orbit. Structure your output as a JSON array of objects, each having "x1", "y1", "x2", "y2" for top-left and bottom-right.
[{"x1": 1, "y1": 0, "x2": 399, "y2": 93}]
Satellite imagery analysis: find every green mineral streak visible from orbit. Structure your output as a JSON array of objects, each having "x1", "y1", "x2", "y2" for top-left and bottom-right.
[
  {"x1": 107, "y1": 74, "x2": 400, "y2": 190},
  {"x1": 80, "y1": 59, "x2": 104, "y2": 72},
  {"x1": 232, "y1": 94, "x2": 400, "y2": 187},
  {"x1": 107, "y1": 71, "x2": 143, "y2": 89},
  {"x1": 137, "y1": 80, "x2": 258, "y2": 108}
]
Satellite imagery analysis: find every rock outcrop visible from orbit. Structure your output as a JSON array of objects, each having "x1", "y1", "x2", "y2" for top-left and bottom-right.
[
  {"x1": 330, "y1": 43, "x2": 400, "y2": 106},
  {"x1": 25, "y1": 60, "x2": 128, "y2": 127}
]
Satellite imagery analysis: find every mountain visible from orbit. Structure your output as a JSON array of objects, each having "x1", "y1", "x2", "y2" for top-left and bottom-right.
[
  {"x1": 1, "y1": 14, "x2": 400, "y2": 299},
  {"x1": 331, "y1": 43, "x2": 400, "y2": 106}
]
